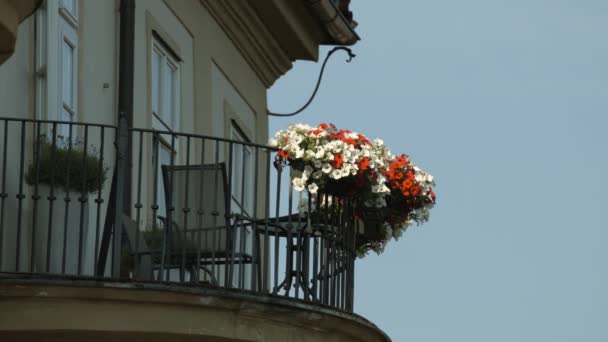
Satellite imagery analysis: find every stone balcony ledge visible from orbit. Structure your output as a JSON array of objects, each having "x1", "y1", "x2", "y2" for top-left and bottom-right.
[{"x1": 0, "y1": 276, "x2": 390, "y2": 342}]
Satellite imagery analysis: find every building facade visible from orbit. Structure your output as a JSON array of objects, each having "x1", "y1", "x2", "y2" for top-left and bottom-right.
[{"x1": 0, "y1": 0, "x2": 389, "y2": 341}]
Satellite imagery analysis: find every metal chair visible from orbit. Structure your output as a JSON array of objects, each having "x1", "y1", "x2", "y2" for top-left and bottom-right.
[{"x1": 159, "y1": 163, "x2": 254, "y2": 287}]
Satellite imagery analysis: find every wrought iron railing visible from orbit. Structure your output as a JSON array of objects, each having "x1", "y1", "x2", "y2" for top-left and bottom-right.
[{"x1": 0, "y1": 117, "x2": 357, "y2": 312}]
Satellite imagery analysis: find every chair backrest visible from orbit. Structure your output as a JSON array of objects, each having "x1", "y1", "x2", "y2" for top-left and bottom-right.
[{"x1": 161, "y1": 163, "x2": 231, "y2": 252}]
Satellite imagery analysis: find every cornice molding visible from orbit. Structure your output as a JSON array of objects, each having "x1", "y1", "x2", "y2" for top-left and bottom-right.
[{"x1": 200, "y1": 0, "x2": 293, "y2": 88}]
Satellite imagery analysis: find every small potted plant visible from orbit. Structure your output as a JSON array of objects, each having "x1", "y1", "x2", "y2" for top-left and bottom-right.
[{"x1": 26, "y1": 135, "x2": 108, "y2": 274}]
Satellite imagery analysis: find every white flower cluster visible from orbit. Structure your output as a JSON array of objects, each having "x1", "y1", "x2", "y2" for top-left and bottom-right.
[{"x1": 271, "y1": 123, "x2": 390, "y2": 200}]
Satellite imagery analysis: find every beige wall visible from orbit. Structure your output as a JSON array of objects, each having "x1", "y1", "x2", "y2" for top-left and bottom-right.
[
  {"x1": 163, "y1": 0, "x2": 268, "y2": 145},
  {"x1": 0, "y1": 14, "x2": 34, "y2": 117},
  {"x1": 78, "y1": 0, "x2": 118, "y2": 126}
]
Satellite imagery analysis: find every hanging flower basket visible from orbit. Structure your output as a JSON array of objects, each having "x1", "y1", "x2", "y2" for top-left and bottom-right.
[
  {"x1": 358, "y1": 207, "x2": 386, "y2": 240},
  {"x1": 272, "y1": 123, "x2": 437, "y2": 256}
]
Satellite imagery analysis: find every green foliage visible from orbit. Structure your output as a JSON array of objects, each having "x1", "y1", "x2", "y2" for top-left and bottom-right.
[{"x1": 25, "y1": 137, "x2": 109, "y2": 193}]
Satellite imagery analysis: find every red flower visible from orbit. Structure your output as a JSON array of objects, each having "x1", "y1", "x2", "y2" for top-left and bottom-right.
[
  {"x1": 389, "y1": 162, "x2": 401, "y2": 170},
  {"x1": 358, "y1": 134, "x2": 371, "y2": 145},
  {"x1": 411, "y1": 184, "x2": 421, "y2": 196},
  {"x1": 359, "y1": 157, "x2": 370, "y2": 171},
  {"x1": 332, "y1": 153, "x2": 344, "y2": 169},
  {"x1": 319, "y1": 123, "x2": 328, "y2": 130},
  {"x1": 407, "y1": 172, "x2": 415, "y2": 181},
  {"x1": 278, "y1": 149, "x2": 289, "y2": 159},
  {"x1": 402, "y1": 179, "x2": 413, "y2": 190},
  {"x1": 395, "y1": 155, "x2": 408, "y2": 167}
]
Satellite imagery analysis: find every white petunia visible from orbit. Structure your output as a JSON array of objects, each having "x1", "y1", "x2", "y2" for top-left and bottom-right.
[
  {"x1": 331, "y1": 169, "x2": 343, "y2": 179},
  {"x1": 292, "y1": 177, "x2": 306, "y2": 192},
  {"x1": 292, "y1": 135, "x2": 303, "y2": 144},
  {"x1": 308, "y1": 183, "x2": 319, "y2": 194},
  {"x1": 371, "y1": 184, "x2": 390, "y2": 194},
  {"x1": 321, "y1": 163, "x2": 332, "y2": 174}
]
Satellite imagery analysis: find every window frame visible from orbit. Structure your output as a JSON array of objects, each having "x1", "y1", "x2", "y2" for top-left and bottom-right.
[
  {"x1": 59, "y1": 0, "x2": 79, "y2": 27},
  {"x1": 230, "y1": 122, "x2": 254, "y2": 217},
  {"x1": 57, "y1": 0, "x2": 79, "y2": 138},
  {"x1": 151, "y1": 35, "x2": 181, "y2": 133}
]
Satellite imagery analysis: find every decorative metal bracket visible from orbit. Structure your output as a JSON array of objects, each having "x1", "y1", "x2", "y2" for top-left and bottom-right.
[{"x1": 268, "y1": 47, "x2": 356, "y2": 117}]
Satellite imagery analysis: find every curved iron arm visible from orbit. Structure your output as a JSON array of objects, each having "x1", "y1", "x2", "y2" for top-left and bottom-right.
[{"x1": 268, "y1": 47, "x2": 356, "y2": 117}]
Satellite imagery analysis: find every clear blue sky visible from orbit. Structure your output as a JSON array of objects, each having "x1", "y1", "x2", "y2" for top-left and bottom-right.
[{"x1": 268, "y1": 1, "x2": 608, "y2": 341}]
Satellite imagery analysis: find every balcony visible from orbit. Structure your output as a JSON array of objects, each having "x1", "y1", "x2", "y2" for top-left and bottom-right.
[{"x1": 0, "y1": 117, "x2": 389, "y2": 341}]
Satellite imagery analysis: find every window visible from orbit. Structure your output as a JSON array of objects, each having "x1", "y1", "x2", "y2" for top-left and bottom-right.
[
  {"x1": 230, "y1": 124, "x2": 254, "y2": 217},
  {"x1": 150, "y1": 34, "x2": 181, "y2": 227},
  {"x1": 35, "y1": 1, "x2": 79, "y2": 137},
  {"x1": 151, "y1": 36, "x2": 180, "y2": 131},
  {"x1": 59, "y1": 32, "x2": 77, "y2": 137}
]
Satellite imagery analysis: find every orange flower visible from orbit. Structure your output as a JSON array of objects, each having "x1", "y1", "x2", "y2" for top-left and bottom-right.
[
  {"x1": 411, "y1": 184, "x2": 421, "y2": 196},
  {"x1": 332, "y1": 153, "x2": 344, "y2": 169},
  {"x1": 402, "y1": 179, "x2": 413, "y2": 189},
  {"x1": 319, "y1": 123, "x2": 328, "y2": 130},
  {"x1": 359, "y1": 157, "x2": 370, "y2": 171},
  {"x1": 395, "y1": 155, "x2": 408, "y2": 167},
  {"x1": 394, "y1": 171, "x2": 404, "y2": 180},
  {"x1": 407, "y1": 172, "x2": 415, "y2": 181},
  {"x1": 358, "y1": 134, "x2": 371, "y2": 145},
  {"x1": 278, "y1": 149, "x2": 289, "y2": 159}
]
